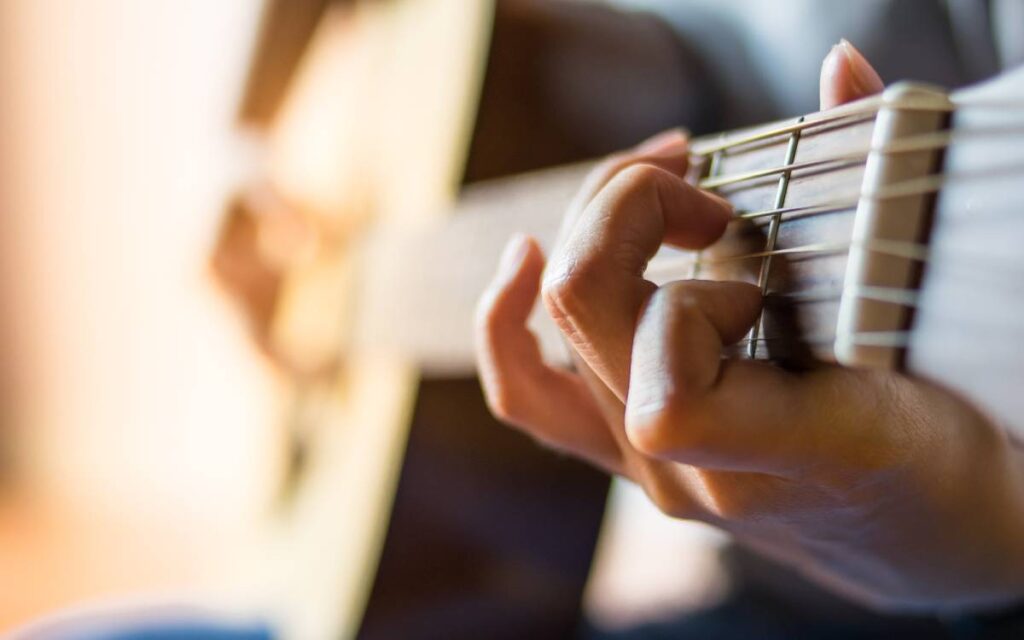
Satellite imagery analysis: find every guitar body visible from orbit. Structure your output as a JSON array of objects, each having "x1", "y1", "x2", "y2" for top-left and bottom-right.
[
  {"x1": 910, "y1": 67, "x2": 1024, "y2": 436},
  {"x1": 235, "y1": 2, "x2": 698, "y2": 637}
]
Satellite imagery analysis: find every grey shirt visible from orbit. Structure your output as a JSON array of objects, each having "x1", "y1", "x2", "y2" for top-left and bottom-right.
[{"x1": 610, "y1": 0, "x2": 1023, "y2": 128}]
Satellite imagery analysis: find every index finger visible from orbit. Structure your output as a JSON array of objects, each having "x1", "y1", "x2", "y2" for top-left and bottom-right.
[
  {"x1": 542, "y1": 163, "x2": 733, "y2": 398},
  {"x1": 554, "y1": 129, "x2": 691, "y2": 249}
]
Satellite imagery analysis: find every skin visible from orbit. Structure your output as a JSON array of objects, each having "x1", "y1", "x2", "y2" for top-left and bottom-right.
[{"x1": 475, "y1": 42, "x2": 1024, "y2": 613}]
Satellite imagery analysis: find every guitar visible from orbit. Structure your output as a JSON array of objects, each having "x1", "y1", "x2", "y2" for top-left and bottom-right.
[
  {"x1": 11, "y1": 0, "x2": 1019, "y2": 635},
  {"x1": 223, "y1": 3, "x2": 1024, "y2": 635},
  {"x1": 359, "y1": 65, "x2": 1024, "y2": 443},
  {"x1": 218, "y1": 2, "x2": 684, "y2": 638}
]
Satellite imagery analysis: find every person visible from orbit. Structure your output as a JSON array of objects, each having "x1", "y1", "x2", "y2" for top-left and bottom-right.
[{"x1": 474, "y1": 39, "x2": 1024, "y2": 634}]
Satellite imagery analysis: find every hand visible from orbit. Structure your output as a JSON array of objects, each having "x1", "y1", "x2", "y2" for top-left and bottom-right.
[{"x1": 475, "y1": 40, "x2": 1024, "y2": 612}]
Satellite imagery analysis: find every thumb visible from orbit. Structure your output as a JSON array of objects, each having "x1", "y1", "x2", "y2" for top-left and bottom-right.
[{"x1": 820, "y1": 39, "x2": 884, "y2": 109}]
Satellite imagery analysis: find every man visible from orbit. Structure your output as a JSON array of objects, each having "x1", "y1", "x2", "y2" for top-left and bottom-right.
[{"x1": 475, "y1": 38, "x2": 1024, "y2": 634}]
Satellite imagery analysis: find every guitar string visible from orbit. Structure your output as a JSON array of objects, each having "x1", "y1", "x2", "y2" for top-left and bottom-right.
[
  {"x1": 734, "y1": 333, "x2": 892, "y2": 347},
  {"x1": 732, "y1": 332, "x2": 912, "y2": 349},
  {"x1": 735, "y1": 326, "x2": 1015, "y2": 350},
  {"x1": 766, "y1": 284, "x2": 920, "y2": 306},
  {"x1": 738, "y1": 328, "x2": 1019, "y2": 345},
  {"x1": 691, "y1": 104, "x2": 924, "y2": 156},
  {"x1": 643, "y1": 170, "x2": 1023, "y2": 345},
  {"x1": 670, "y1": 101, "x2": 1023, "y2": 356},
  {"x1": 698, "y1": 124, "x2": 1024, "y2": 191},
  {"x1": 690, "y1": 100, "x2": 1023, "y2": 157},
  {"x1": 648, "y1": 234, "x2": 1024, "y2": 292},
  {"x1": 648, "y1": 233, "x2": 934, "y2": 278},
  {"x1": 734, "y1": 155, "x2": 1024, "y2": 223},
  {"x1": 763, "y1": 270, "x2": 1024, "y2": 308},
  {"x1": 732, "y1": 131, "x2": 1024, "y2": 221}
]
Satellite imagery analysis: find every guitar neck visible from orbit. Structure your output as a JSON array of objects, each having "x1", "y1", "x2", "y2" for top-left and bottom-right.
[
  {"x1": 354, "y1": 84, "x2": 956, "y2": 375},
  {"x1": 677, "y1": 83, "x2": 950, "y2": 369},
  {"x1": 353, "y1": 162, "x2": 591, "y2": 375}
]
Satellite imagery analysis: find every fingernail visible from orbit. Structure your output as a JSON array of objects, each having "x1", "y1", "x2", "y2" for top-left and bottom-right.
[
  {"x1": 839, "y1": 39, "x2": 883, "y2": 95},
  {"x1": 498, "y1": 233, "x2": 530, "y2": 275},
  {"x1": 635, "y1": 128, "x2": 689, "y2": 156}
]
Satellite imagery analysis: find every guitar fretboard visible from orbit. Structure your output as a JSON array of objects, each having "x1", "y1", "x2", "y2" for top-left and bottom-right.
[{"x1": 646, "y1": 88, "x2": 954, "y2": 368}]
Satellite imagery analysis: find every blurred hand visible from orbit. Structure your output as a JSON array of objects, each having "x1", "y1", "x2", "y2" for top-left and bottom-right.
[{"x1": 475, "y1": 40, "x2": 1024, "y2": 612}]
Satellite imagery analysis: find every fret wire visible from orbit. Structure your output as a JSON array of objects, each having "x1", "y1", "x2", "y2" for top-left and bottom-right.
[{"x1": 749, "y1": 118, "x2": 802, "y2": 357}]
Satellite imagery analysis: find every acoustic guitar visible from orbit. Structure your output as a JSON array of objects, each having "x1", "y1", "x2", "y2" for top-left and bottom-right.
[
  {"x1": 221, "y1": 2, "x2": 682, "y2": 638},
  {"x1": 11, "y1": 1, "x2": 1020, "y2": 636},
  {"x1": 363, "y1": 65, "x2": 1024, "y2": 441},
  {"x1": 225, "y1": 2, "x2": 1024, "y2": 636}
]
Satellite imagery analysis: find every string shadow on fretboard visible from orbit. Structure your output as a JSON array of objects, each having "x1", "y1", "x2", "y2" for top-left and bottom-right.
[{"x1": 711, "y1": 218, "x2": 821, "y2": 371}]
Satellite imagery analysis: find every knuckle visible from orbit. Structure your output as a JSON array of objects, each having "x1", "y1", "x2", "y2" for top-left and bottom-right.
[
  {"x1": 541, "y1": 262, "x2": 601, "y2": 327},
  {"x1": 702, "y1": 483, "x2": 755, "y2": 522},
  {"x1": 609, "y1": 162, "x2": 665, "y2": 196},
  {"x1": 642, "y1": 471, "x2": 694, "y2": 519},
  {"x1": 473, "y1": 291, "x2": 506, "y2": 337},
  {"x1": 659, "y1": 281, "x2": 706, "y2": 316},
  {"x1": 473, "y1": 293, "x2": 497, "y2": 333},
  {"x1": 702, "y1": 477, "x2": 789, "y2": 524},
  {"x1": 627, "y1": 394, "x2": 714, "y2": 460},
  {"x1": 626, "y1": 412, "x2": 675, "y2": 457},
  {"x1": 641, "y1": 284, "x2": 699, "y2": 331},
  {"x1": 484, "y1": 382, "x2": 520, "y2": 424}
]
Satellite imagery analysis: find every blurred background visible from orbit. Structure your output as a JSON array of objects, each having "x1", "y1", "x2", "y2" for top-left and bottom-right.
[
  {"x1": 6, "y1": 0, "x2": 1001, "y2": 638},
  {"x1": 0, "y1": 1, "x2": 730, "y2": 637}
]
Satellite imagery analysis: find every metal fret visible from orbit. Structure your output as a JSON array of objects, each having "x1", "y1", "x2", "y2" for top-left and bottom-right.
[{"x1": 747, "y1": 117, "x2": 803, "y2": 358}]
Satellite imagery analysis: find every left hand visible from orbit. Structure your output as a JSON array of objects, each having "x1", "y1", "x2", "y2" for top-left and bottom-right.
[{"x1": 475, "y1": 40, "x2": 1024, "y2": 612}]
